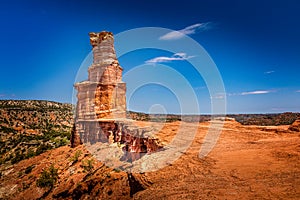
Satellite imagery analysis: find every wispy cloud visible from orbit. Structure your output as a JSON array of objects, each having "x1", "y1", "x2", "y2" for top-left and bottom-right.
[
  {"x1": 296, "y1": 90, "x2": 300, "y2": 93},
  {"x1": 0, "y1": 94, "x2": 5, "y2": 97},
  {"x1": 210, "y1": 93, "x2": 226, "y2": 99},
  {"x1": 159, "y1": 22, "x2": 212, "y2": 40},
  {"x1": 264, "y1": 70, "x2": 275, "y2": 74},
  {"x1": 227, "y1": 90, "x2": 276, "y2": 96},
  {"x1": 211, "y1": 95, "x2": 225, "y2": 99},
  {"x1": 241, "y1": 90, "x2": 274, "y2": 95},
  {"x1": 145, "y1": 53, "x2": 194, "y2": 64}
]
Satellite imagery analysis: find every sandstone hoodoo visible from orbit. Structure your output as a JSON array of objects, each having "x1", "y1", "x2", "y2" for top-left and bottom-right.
[{"x1": 71, "y1": 31, "x2": 162, "y2": 161}]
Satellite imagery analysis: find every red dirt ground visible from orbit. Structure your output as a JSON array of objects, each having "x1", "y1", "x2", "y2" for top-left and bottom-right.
[{"x1": 1, "y1": 120, "x2": 299, "y2": 199}]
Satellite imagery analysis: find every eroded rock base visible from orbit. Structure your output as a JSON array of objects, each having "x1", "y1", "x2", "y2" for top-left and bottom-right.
[{"x1": 75, "y1": 119, "x2": 162, "y2": 162}]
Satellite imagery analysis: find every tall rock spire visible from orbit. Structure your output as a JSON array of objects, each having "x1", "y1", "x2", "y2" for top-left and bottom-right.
[
  {"x1": 75, "y1": 31, "x2": 126, "y2": 121},
  {"x1": 71, "y1": 31, "x2": 162, "y2": 165},
  {"x1": 71, "y1": 31, "x2": 127, "y2": 147}
]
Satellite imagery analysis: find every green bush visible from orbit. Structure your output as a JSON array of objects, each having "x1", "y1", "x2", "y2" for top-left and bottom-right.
[
  {"x1": 35, "y1": 143, "x2": 52, "y2": 155},
  {"x1": 0, "y1": 125, "x2": 15, "y2": 133},
  {"x1": 82, "y1": 159, "x2": 94, "y2": 172},
  {"x1": 70, "y1": 150, "x2": 81, "y2": 163},
  {"x1": 26, "y1": 149, "x2": 36, "y2": 159},
  {"x1": 25, "y1": 165, "x2": 35, "y2": 174},
  {"x1": 53, "y1": 137, "x2": 69, "y2": 148},
  {"x1": 113, "y1": 168, "x2": 121, "y2": 173},
  {"x1": 11, "y1": 151, "x2": 25, "y2": 164},
  {"x1": 36, "y1": 164, "x2": 58, "y2": 188},
  {"x1": 22, "y1": 182, "x2": 30, "y2": 190}
]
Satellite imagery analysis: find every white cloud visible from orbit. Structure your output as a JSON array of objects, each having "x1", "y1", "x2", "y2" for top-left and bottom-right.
[
  {"x1": 210, "y1": 93, "x2": 226, "y2": 99},
  {"x1": 211, "y1": 95, "x2": 225, "y2": 99},
  {"x1": 227, "y1": 90, "x2": 276, "y2": 97},
  {"x1": 241, "y1": 90, "x2": 273, "y2": 95},
  {"x1": 145, "y1": 52, "x2": 194, "y2": 64},
  {"x1": 264, "y1": 70, "x2": 275, "y2": 74},
  {"x1": 159, "y1": 22, "x2": 212, "y2": 40},
  {"x1": 296, "y1": 90, "x2": 300, "y2": 93}
]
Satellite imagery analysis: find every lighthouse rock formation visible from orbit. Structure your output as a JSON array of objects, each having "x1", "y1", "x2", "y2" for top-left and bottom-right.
[{"x1": 71, "y1": 31, "x2": 162, "y2": 162}]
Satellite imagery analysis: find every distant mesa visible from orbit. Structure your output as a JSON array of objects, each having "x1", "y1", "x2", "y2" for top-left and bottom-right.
[{"x1": 71, "y1": 31, "x2": 162, "y2": 163}]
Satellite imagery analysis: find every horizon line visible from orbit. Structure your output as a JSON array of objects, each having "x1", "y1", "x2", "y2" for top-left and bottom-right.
[{"x1": 0, "y1": 98, "x2": 299, "y2": 115}]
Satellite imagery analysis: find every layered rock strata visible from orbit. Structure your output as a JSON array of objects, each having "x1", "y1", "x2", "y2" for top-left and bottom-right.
[{"x1": 71, "y1": 31, "x2": 162, "y2": 161}]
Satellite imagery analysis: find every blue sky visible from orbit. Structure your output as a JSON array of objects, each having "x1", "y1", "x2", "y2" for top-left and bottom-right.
[{"x1": 0, "y1": 0, "x2": 299, "y2": 114}]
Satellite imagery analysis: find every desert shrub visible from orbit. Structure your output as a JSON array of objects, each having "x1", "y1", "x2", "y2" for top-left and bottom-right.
[
  {"x1": 70, "y1": 150, "x2": 81, "y2": 163},
  {"x1": 53, "y1": 137, "x2": 69, "y2": 148},
  {"x1": 35, "y1": 143, "x2": 52, "y2": 155},
  {"x1": 82, "y1": 159, "x2": 94, "y2": 172},
  {"x1": 113, "y1": 168, "x2": 121, "y2": 173},
  {"x1": 43, "y1": 130, "x2": 71, "y2": 142},
  {"x1": 22, "y1": 182, "x2": 30, "y2": 190},
  {"x1": 36, "y1": 164, "x2": 58, "y2": 188},
  {"x1": 18, "y1": 171, "x2": 23, "y2": 177},
  {"x1": 0, "y1": 141, "x2": 5, "y2": 154},
  {"x1": 25, "y1": 165, "x2": 35, "y2": 174},
  {"x1": 0, "y1": 125, "x2": 15, "y2": 133},
  {"x1": 25, "y1": 148, "x2": 36, "y2": 158},
  {"x1": 4, "y1": 153, "x2": 13, "y2": 162},
  {"x1": 11, "y1": 151, "x2": 25, "y2": 164},
  {"x1": 59, "y1": 138, "x2": 68, "y2": 146}
]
